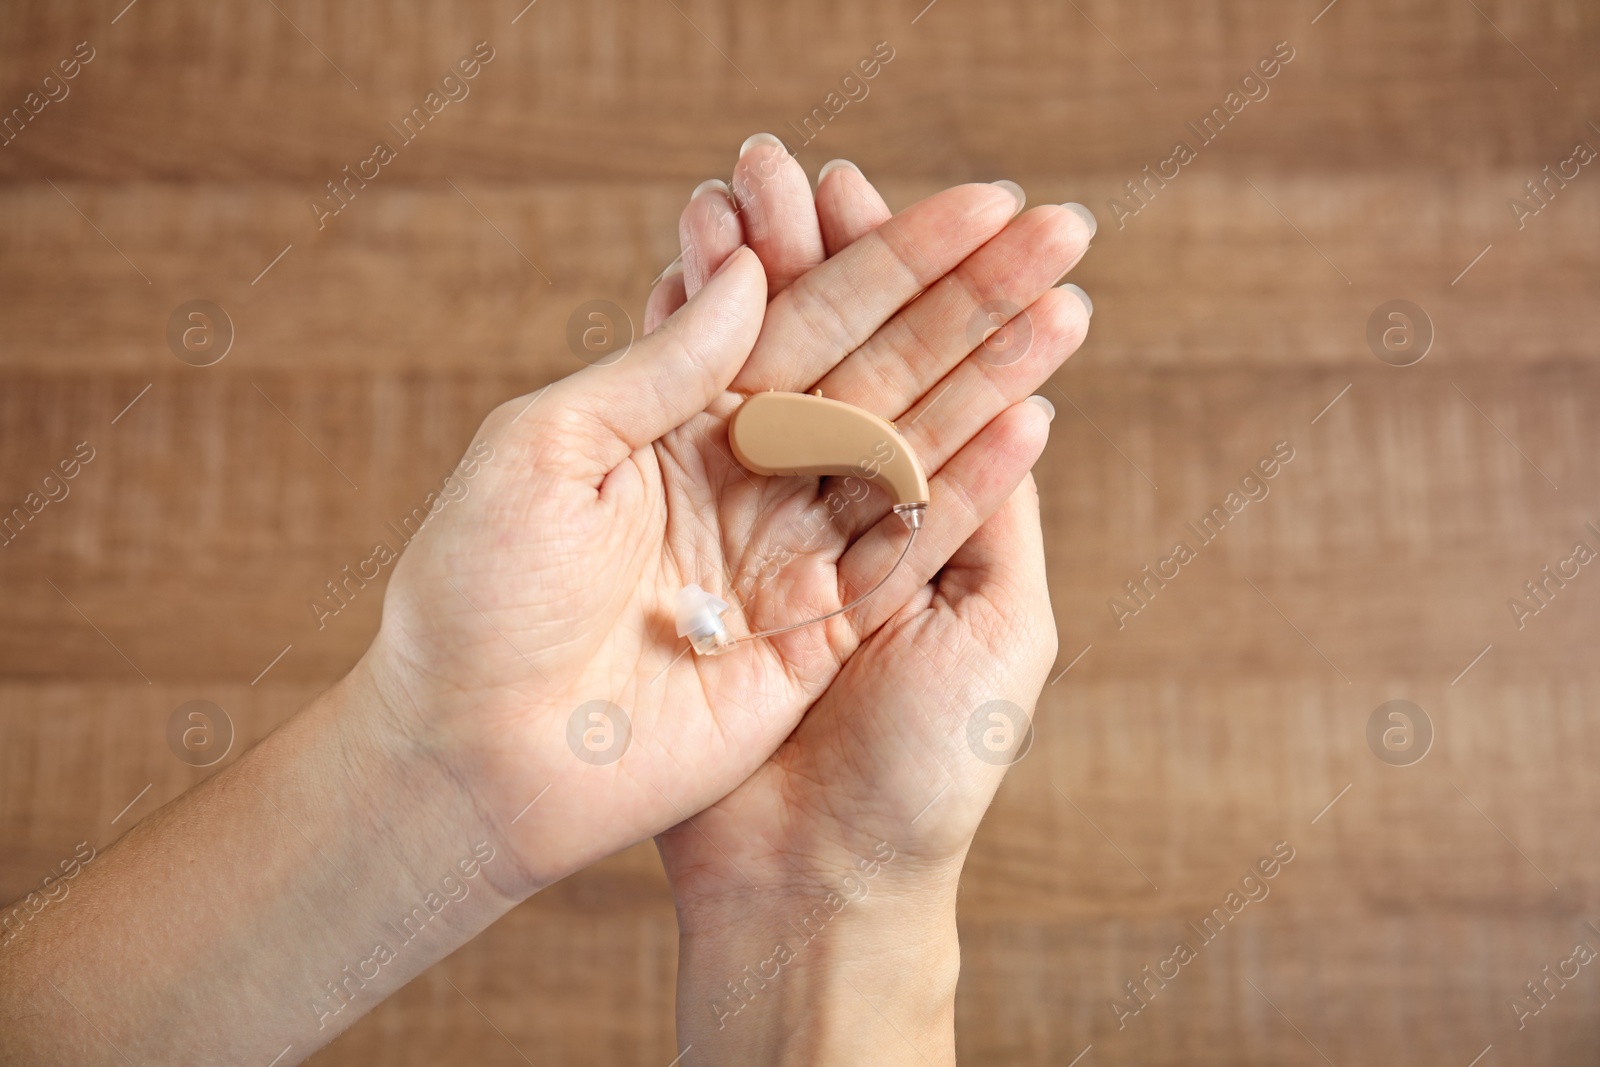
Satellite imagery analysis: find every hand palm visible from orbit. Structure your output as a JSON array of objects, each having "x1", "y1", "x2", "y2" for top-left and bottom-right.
[
  {"x1": 366, "y1": 352, "x2": 884, "y2": 888},
  {"x1": 645, "y1": 152, "x2": 1074, "y2": 912},
  {"x1": 659, "y1": 478, "x2": 1057, "y2": 918}
]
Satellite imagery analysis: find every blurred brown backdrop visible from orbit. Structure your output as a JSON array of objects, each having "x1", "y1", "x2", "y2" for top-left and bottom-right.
[{"x1": 3, "y1": 0, "x2": 1600, "y2": 1063}]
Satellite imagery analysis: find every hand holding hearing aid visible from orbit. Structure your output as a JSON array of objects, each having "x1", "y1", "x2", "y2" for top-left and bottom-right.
[
  {"x1": 660, "y1": 148, "x2": 1079, "y2": 1063},
  {"x1": 350, "y1": 161, "x2": 1094, "y2": 900}
]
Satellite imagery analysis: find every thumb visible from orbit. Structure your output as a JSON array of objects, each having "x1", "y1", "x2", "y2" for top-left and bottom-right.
[{"x1": 563, "y1": 245, "x2": 765, "y2": 474}]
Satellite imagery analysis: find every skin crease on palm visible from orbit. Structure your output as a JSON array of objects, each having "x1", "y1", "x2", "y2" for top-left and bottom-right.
[{"x1": 361, "y1": 139, "x2": 1095, "y2": 903}]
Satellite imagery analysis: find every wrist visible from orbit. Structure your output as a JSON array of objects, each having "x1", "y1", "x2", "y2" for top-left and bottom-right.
[
  {"x1": 224, "y1": 665, "x2": 524, "y2": 1044},
  {"x1": 0, "y1": 660, "x2": 524, "y2": 1064},
  {"x1": 675, "y1": 856, "x2": 961, "y2": 1066},
  {"x1": 308, "y1": 659, "x2": 526, "y2": 905},
  {"x1": 335, "y1": 651, "x2": 543, "y2": 903},
  {"x1": 350, "y1": 633, "x2": 576, "y2": 902}
]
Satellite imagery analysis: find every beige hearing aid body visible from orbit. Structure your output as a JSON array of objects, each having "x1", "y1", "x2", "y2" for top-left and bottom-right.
[
  {"x1": 728, "y1": 390, "x2": 929, "y2": 521},
  {"x1": 675, "y1": 390, "x2": 930, "y2": 655}
]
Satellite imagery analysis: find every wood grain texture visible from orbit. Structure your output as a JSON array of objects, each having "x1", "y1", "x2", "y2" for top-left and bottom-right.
[{"x1": 2, "y1": 0, "x2": 1598, "y2": 1063}]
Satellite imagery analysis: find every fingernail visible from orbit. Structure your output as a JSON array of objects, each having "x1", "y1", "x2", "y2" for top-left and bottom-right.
[
  {"x1": 818, "y1": 158, "x2": 861, "y2": 184},
  {"x1": 662, "y1": 259, "x2": 685, "y2": 278},
  {"x1": 692, "y1": 178, "x2": 732, "y2": 202},
  {"x1": 711, "y1": 245, "x2": 748, "y2": 279},
  {"x1": 1026, "y1": 395, "x2": 1056, "y2": 422},
  {"x1": 992, "y1": 180, "x2": 1025, "y2": 215},
  {"x1": 1058, "y1": 282, "x2": 1093, "y2": 318},
  {"x1": 1061, "y1": 201, "x2": 1098, "y2": 239},
  {"x1": 740, "y1": 132, "x2": 787, "y2": 157}
]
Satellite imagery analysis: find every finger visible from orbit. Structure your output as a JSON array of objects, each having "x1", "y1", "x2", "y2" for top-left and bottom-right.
[
  {"x1": 643, "y1": 265, "x2": 688, "y2": 334},
  {"x1": 837, "y1": 396, "x2": 1053, "y2": 643},
  {"x1": 731, "y1": 133, "x2": 825, "y2": 295},
  {"x1": 813, "y1": 202, "x2": 1095, "y2": 420},
  {"x1": 679, "y1": 179, "x2": 745, "y2": 298},
  {"x1": 814, "y1": 159, "x2": 892, "y2": 256},
  {"x1": 557, "y1": 246, "x2": 765, "y2": 478},
  {"x1": 892, "y1": 283, "x2": 1090, "y2": 476},
  {"x1": 816, "y1": 283, "x2": 1085, "y2": 544},
  {"x1": 732, "y1": 182, "x2": 1023, "y2": 395}
]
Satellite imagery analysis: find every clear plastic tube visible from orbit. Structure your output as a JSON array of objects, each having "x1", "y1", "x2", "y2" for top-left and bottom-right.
[
  {"x1": 677, "y1": 504, "x2": 926, "y2": 655},
  {"x1": 729, "y1": 525, "x2": 918, "y2": 646}
]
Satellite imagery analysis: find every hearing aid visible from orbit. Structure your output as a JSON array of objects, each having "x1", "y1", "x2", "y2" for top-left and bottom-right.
[{"x1": 675, "y1": 391, "x2": 930, "y2": 656}]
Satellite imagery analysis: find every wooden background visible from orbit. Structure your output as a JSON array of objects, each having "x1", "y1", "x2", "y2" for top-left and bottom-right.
[{"x1": 3, "y1": 0, "x2": 1599, "y2": 1062}]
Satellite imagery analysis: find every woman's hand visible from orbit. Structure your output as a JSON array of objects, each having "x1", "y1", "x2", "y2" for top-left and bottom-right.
[
  {"x1": 653, "y1": 146, "x2": 1085, "y2": 1064},
  {"x1": 662, "y1": 478, "x2": 1059, "y2": 1066},
  {"x1": 355, "y1": 140, "x2": 1091, "y2": 900}
]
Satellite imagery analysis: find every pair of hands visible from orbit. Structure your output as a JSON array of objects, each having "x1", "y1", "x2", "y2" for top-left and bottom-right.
[
  {"x1": 357, "y1": 137, "x2": 1093, "y2": 1055},
  {"x1": 0, "y1": 137, "x2": 1094, "y2": 1067},
  {"x1": 369, "y1": 137, "x2": 1091, "y2": 892}
]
